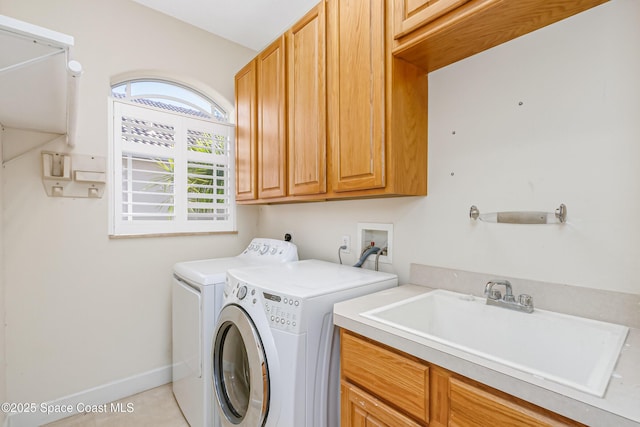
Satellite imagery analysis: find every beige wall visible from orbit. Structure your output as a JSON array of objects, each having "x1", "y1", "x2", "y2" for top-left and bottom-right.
[
  {"x1": 257, "y1": 0, "x2": 640, "y2": 295},
  {"x1": 1, "y1": 0, "x2": 258, "y2": 405}
]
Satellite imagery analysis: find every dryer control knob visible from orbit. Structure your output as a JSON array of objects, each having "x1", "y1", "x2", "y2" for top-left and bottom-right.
[{"x1": 237, "y1": 285, "x2": 248, "y2": 300}]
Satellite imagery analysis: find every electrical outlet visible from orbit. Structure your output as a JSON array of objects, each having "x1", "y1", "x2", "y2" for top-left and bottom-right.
[{"x1": 341, "y1": 235, "x2": 351, "y2": 254}]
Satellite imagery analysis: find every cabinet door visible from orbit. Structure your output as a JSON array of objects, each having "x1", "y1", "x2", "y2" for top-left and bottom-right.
[
  {"x1": 341, "y1": 331, "x2": 429, "y2": 424},
  {"x1": 341, "y1": 381, "x2": 423, "y2": 427},
  {"x1": 287, "y1": 3, "x2": 327, "y2": 196},
  {"x1": 235, "y1": 60, "x2": 257, "y2": 201},
  {"x1": 393, "y1": 0, "x2": 470, "y2": 39},
  {"x1": 257, "y1": 36, "x2": 287, "y2": 198},
  {"x1": 327, "y1": 0, "x2": 385, "y2": 192},
  {"x1": 448, "y1": 377, "x2": 581, "y2": 427}
]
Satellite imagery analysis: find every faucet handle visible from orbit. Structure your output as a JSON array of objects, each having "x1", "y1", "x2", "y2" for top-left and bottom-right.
[
  {"x1": 518, "y1": 294, "x2": 533, "y2": 307},
  {"x1": 488, "y1": 289, "x2": 502, "y2": 300}
]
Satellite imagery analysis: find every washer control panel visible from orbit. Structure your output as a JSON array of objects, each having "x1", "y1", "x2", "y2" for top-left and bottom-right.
[
  {"x1": 262, "y1": 291, "x2": 302, "y2": 333},
  {"x1": 225, "y1": 278, "x2": 303, "y2": 334}
]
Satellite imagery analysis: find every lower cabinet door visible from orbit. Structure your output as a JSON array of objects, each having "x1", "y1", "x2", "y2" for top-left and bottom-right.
[
  {"x1": 341, "y1": 331, "x2": 430, "y2": 423},
  {"x1": 341, "y1": 381, "x2": 423, "y2": 427},
  {"x1": 449, "y1": 377, "x2": 581, "y2": 427}
]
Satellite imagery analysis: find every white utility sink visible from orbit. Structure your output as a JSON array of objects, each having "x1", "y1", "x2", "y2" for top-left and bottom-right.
[{"x1": 361, "y1": 289, "x2": 629, "y2": 397}]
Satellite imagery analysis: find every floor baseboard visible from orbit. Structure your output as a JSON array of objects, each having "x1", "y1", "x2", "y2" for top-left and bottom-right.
[{"x1": 5, "y1": 365, "x2": 172, "y2": 427}]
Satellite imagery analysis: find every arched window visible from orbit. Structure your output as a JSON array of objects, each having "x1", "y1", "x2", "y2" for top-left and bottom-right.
[
  {"x1": 109, "y1": 78, "x2": 235, "y2": 236},
  {"x1": 111, "y1": 79, "x2": 229, "y2": 122}
]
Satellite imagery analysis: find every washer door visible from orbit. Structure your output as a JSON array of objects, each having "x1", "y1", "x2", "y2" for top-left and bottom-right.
[{"x1": 213, "y1": 304, "x2": 269, "y2": 426}]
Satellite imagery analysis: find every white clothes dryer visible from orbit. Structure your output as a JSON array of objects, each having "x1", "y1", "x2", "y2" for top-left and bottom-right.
[
  {"x1": 172, "y1": 238, "x2": 298, "y2": 427},
  {"x1": 211, "y1": 259, "x2": 398, "y2": 427}
]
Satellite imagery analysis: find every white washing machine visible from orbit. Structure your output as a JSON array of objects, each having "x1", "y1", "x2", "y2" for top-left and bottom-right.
[
  {"x1": 211, "y1": 259, "x2": 398, "y2": 427},
  {"x1": 172, "y1": 238, "x2": 298, "y2": 427}
]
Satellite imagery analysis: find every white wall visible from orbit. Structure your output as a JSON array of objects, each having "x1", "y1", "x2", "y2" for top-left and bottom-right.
[
  {"x1": 1, "y1": 0, "x2": 258, "y2": 405},
  {"x1": 258, "y1": 0, "x2": 640, "y2": 296}
]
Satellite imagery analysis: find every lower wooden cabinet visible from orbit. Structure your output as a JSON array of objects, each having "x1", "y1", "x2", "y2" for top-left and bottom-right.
[
  {"x1": 340, "y1": 330, "x2": 584, "y2": 427},
  {"x1": 342, "y1": 381, "x2": 422, "y2": 427},
  {"x1": 447, "y1": 376, "x2": 578, "y2": 427},
  {"x1": 341, "y1": 328, "x2": 429, "y2": 424}
]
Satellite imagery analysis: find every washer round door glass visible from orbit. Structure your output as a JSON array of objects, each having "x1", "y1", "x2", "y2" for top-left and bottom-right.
[
  {"x1": 219, "y1": 323, "x2": 250, "y2": 417},
  {"x1": 213, "y1": 304, "x2": 269, "y2": 426}
]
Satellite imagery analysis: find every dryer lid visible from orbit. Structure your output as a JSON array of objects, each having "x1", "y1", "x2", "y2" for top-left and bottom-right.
[{"x1": 173, "y1": 257, "x2": 251, "y2": 286}]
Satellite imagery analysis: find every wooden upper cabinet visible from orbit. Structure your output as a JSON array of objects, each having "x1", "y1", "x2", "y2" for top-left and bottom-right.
[
  {"x1": 236, "y1": 0, "x2": 604, "y2": 203},
  {"x1": 326, "y1": 0, "x2": 428, "y2": 198},
  {"x1": 235, "y1": 60, "x2": 257, "y2": 201},
  {"x1": 257, "y1": 36, "x2": 287, "y2": 199},
  {"x1": 392, "y1": 0, "x2": 609, "y2": 73},
  {"x1": 287, "y1": 3, "x2": 327, "y2": 196},
  {"x1": 327, "y1": 0, "x2": 386, "y2": 193},
  {"x1": 235, "y1": 0, "x2": 428, "y2": 203},
  {"x1": 393, "y1": 0, "x2": 470, "y2": 39}
]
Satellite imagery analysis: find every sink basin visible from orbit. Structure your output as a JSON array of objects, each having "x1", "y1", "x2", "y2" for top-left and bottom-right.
[{"x1": 361, "y1": 289, "x2": 629, "y2": 397}]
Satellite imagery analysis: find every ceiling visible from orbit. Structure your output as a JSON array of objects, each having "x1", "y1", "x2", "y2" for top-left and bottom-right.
[{"x1": 132, "y1": 0, "x2": 319, "y2": 51}]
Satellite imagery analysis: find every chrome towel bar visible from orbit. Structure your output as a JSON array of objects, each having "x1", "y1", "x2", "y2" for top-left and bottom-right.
[{"x1": 470, "y1": 204, "x2": 567, "y2": 224}]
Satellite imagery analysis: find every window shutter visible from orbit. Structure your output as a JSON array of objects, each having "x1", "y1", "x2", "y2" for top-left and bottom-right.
[
  {"x1": 184, "y1": 122, "x2": 233, "y2": 223},
  {"x1": 118, "y1": 107, "x2": 178, "y2": 223},
  {"x1": 111, "y1": 101, "x2": 235, "y2": 236}
]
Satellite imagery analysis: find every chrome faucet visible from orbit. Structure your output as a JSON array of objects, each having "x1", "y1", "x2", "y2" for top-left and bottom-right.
[{"x1": 484, "y1": 280, "x2": 534, "y2": 313}]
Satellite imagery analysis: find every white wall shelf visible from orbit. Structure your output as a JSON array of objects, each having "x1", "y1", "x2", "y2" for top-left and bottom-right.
[{"x1": 0, "y1": 15, "x2": 81, "y2": 147}]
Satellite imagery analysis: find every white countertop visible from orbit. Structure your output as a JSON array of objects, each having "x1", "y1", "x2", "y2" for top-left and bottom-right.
[{"x1": 333, "y1": 284, "x2": 640, "y2": 427}]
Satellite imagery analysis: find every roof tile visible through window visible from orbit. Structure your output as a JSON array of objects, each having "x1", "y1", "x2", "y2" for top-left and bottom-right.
[
  {"x1": 111, "y1": 79, "x2": 228, "y2": 122},
  {"x1": 113, "y1": 92, "x2": 215, "y2": 120}
]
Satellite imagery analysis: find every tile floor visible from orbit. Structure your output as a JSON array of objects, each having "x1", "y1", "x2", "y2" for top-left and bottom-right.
[{"x1": 43, "y1": 384, "x2": 188, "y2": 427}]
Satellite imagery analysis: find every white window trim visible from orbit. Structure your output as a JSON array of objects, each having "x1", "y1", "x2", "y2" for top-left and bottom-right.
[{"x1": 108, "y1": 98, "x2": 236, "y2": 237}]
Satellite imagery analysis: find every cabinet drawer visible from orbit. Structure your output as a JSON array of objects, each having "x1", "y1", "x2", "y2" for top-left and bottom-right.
[
  {"x1": 341, "y1": 331, "x2": 429, "y2": 424},
  {"x1": 449, "y1": 377, "x2": 581, "y2": 427}
]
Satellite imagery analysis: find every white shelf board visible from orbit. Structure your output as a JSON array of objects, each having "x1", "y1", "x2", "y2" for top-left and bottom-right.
[{"x1": 0, "y1": 14, "x2": 75, "y2": 136}]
